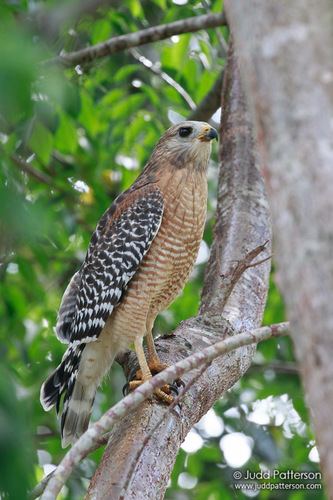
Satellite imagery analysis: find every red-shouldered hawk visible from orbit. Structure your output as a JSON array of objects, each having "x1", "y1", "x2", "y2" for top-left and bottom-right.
[{"x1": 40, "y1": 121, "x2": 218, "y2": 448}]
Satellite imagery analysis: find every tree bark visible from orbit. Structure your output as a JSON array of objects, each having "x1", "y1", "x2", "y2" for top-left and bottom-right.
[
  {"x1": 86, "y1": 37, "x2": 272, "y2": 499},
  {"x1": 225, "y1": 0, "x2": 333, "y2": 495}
]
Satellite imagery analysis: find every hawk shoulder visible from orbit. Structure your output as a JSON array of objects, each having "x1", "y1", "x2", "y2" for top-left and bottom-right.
[{"x1": 55, "y1": 184, "x2": 164, "y2": 346}]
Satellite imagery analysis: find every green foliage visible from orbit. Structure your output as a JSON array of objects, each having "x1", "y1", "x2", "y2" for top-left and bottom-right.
[
  {"x1": 0, "y1": 0, "x2": 323, "y2": 498},
  {"x1": 0, "y1": 365, "x2": 34, "y2": 499}
]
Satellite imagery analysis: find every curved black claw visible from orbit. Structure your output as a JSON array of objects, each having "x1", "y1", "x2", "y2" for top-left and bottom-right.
[
  {"x1": 122, "y1": 373, "x2": 139, "y2": 396},
  {"x1": 169, "y1": 385, "x2": 182, "y2": 409},
  {"x1": 175, "y1": 379, "x2": 185, "y2": 389},
  {"x1": 169, "y1": 384, "x2": 179, "y2": 396},
  {"x1": 122, "y1": 382, "x2": 130, "y2": 396}
]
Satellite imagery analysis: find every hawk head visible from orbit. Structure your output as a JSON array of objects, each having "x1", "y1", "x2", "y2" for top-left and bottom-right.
[{"x1": 149, "y1": 121, "x2": 218, "y2": 172}]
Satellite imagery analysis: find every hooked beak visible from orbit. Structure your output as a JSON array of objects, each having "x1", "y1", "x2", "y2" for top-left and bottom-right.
[
  {"x1": 195, "y1": 125, "x2": 218, "y2": 142},
  {"x1": 204, "y1": 127, "x2": 218, "y2": 141}
]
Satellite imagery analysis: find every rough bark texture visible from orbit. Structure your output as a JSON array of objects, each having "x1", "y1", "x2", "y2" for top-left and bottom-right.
[
  {"x1": 225, "y1": 0, "x2": 333, "y2": 495},
  {"x1": 86, "y1": 37, "x2": 271, "y2": 499}
]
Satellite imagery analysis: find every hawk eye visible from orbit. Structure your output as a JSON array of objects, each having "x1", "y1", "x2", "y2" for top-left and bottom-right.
[{"x1": 178, "y1": 127, "x2": 192, "y2": 138}]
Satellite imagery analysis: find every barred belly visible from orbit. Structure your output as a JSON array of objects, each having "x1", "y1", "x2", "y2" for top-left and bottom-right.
[{"x1": 107, "y1": 168, "x2": 207, "y2": 347}]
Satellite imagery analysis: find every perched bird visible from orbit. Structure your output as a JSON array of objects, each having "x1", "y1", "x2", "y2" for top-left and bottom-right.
[{"x1": 40, "y1": 121, "x2": 218, "y2": 448}]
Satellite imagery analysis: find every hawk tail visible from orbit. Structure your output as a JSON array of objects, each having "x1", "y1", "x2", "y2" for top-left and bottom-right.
[
  {"x1": 41, "y1": 342, "x2": 117, "y2": 448},
  {"x1": 40, "y1": 343, "x2": 95, "y2": 448},
  {"x1": 60, "y1": 377, "x2": 96, "y2": 448}
]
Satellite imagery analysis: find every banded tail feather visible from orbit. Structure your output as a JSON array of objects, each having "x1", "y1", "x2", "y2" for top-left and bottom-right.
[{"x1": 40, "y1": 343, "x2": 95, "y2": 448}]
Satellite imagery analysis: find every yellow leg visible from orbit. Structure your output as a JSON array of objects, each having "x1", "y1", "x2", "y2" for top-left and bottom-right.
[
  {"x1": 145, "y1": 318, "x2": 183, "y2": 389},
  {"x1": 134, "y1": 336, "x2": 152, "y2": 381},
  {"x1": 128, "y1": 336, "x2": 173, "y2": 404},
  {"x1": 145, "y1": 321, "x2": 169, "y2": 372}
]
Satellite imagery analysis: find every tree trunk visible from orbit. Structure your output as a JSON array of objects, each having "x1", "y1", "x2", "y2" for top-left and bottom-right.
[
  {"x1": 86, "y1": 37, "x2": 272, "y2": 499},
  {"x1": 225, "y1": 0, "x2": 333, "y2": 495}
]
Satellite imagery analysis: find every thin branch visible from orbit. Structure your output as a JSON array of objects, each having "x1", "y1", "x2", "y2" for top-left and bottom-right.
[
  {"x1": 7, "y1": 153, "x2": 86, "y2": 204},
  {"x1": 188, "y1": 68, "x2": 224, "y2": 122},
  {"x1": 40, "y1": 321, "x2": 289, "y2": 500},
  {"x1": 33, "y1": 364, "x2": 208, "y2": 499},
  {"x1": 7, "y1": 152, "x2": 73, "y2": 198},
  {"x1": 43, "y1": 12, "x2": 227, "y2": 68},
  {"x1": 247, "y1": 253, "x2": 273, "y2": 268},
  {"x1": 30, "y1": 472, "x2": 54, "y2": 500},
  {"x1": 216, "y1": 240, "x2": 270, "y2": 311},
  {"x1": 29, "y1": 432, "x2": 110, "y2": 500},
  {"x1": 9, "y1": 154, "x2": 56, "y2": 187},
  {"x1": 248, "y1": 361, "x2": 299, "y2": 375},
  {"x1": 121, "y1": 361, "x2": 210, "y2": 495},
  {"x1": 129, "y1": 48, "x2": 196, "y2": 110}
]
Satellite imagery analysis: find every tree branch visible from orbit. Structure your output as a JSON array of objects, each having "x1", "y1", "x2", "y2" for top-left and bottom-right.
[
  {"x1": 85, "y1": 34, "x2": 272, "y2": 500},
  {"x1": 129, "y1": 48, "x2": 196, "y2": 110},
  {"x1": 248, "y1": 360, "x2": 299, "y2": 375},
  {"x1": 40, "y1": 322, "x2": 289, "y2": 500},
  {"x1": 9, "y1": 153, "x2": 56, "y2": 187},
  {"x1": 43, "y1": 12, "x2": 227, "y2": 68},
  {"x1": 39, "y1": 37, "x2": 273, "y2": 500},
  {"x1": 215, "y1": 239, "x2": 270, "y2": 311},
  {"x1": 30, "y1": 433, "x2": 110, "y2": 500},
  {"x1": 8, "y1": 153, "x2": 76, "y2": 198},
  {"x1": 225, "y1": 1, "x2": 333, "y2": 494}
]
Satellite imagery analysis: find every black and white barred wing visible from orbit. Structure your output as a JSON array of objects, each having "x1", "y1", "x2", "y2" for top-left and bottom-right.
[
  {"x1": 41, "y1": 185, "x2": 164, "y2": 413},
  {"x1": 57, "y1": 184, "x2": 164, "y2": 345}
]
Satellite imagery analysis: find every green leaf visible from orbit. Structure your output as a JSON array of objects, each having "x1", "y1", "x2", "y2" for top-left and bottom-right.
[
  {"x1": 151, "y1": 0, "x2": 167, "y2": 10},
  {"x1": 62, "y1": 82, "x2": 82, "y2": 118},
  {"x1": 212, "y1": 0, "x2": 224, "y2": 13},
  {"x1": 109, "y1": 93, "x2": 146, "y2": 120},
  {"x1": 80, "y1": 92, "x2": 105, "y2": 136},
  {"x1": 140, "y1": 83, "x2": 161, "y2": 108},
  {"x1": 114, "y1": 64, "x2": 139, "y2": 83},
  {"x1": 127, "y1": 0, "x2": 145, "y2": 19},
  {"x1": 0, "y1": 365, "x2": 34, "y2": 498},
  {"x1": 28, "y1": 121, "x2": 54, "y2": 165},
  {"x1": 161, "y1": 34, "x2": 191, "y2": 71},
  {"x1": 179, "y1": 59, "x2": 198, "y2": 94},
  {"x1": 0, "y1": 27, "x2": 42, "y2": 123},
  {"x1": 91, "y1": 18, "x2": 111, "y2": 45},
  {"x1": 34, "y1": 101, "x2": 60, "y2": 134},
  {"x1": 123, "y1": 114, "x2": 146, "y2": 148},
  {"x1": 54, "y1": 112, "x2": 78, "y2": 154},
  {"x1": 195, "y1": 70, "x2": 219, "y2": 102},
  {"x1": 100, "y1": 88, "x2": 125, "y2": 107}
]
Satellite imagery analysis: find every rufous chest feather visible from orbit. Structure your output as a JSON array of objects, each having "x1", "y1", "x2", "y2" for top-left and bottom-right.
[
  {"x1": 158, "y1": 169, "x2": 207, "y2": 250},
  {"x1": 139, "y1": 168, "x2": 208, "y2": 310}
]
